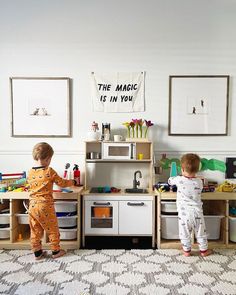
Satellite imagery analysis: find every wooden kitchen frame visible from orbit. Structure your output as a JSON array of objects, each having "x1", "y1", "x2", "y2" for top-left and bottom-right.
[{"x1": 82, "y1": 140, "x2": 156, "y2": 248}]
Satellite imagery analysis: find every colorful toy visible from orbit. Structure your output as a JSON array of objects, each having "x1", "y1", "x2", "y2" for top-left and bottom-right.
[
  {"x1": 73, "y1": 164, "x2": 80, "y2": 186},
  {"x1": 216, "y1": 181, "x2": 236, "y2": 192},
  {"x1": 170, "y1": 162, "x2": 178, "y2": 177},
  {"x1": 63, "y1": 163, "x2": 70, "y2": 178},
  {"x1": 17, "y1": 233, "x2": 23, "y2": 242},
  {"x1": 159, "y1": 155, "x2": 226, "y2": 173},
  {"x1": 0, "y1": 172, "x2": 27, "y2": 192}
]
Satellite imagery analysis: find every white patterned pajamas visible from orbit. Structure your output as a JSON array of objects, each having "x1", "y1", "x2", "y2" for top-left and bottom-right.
[
  {"x1": 168, "y1": 175, "x2": 208, "y2": 252},
  {"x1": 178, "y1": 207, "x2": 208, "y2": 252}
]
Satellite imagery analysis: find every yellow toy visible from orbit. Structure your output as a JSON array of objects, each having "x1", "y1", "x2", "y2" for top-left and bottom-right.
[{"x1": 216, "y1": 181, "x2": 236, "y2": 192}]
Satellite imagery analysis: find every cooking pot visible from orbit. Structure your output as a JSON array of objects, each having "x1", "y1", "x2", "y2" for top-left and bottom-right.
[{"x1": 87, "y1": 152, "x2": 101, "y2": 159}]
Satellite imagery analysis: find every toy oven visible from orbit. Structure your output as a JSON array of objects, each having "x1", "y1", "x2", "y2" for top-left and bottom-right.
[{"x1": 85, "y1": 200, "x2": 118, "y2": 235}]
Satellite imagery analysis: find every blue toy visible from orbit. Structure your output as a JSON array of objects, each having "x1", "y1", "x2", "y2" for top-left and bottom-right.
[{"x1": 170, "y1": 162, "x2": 178, "y2": 177}]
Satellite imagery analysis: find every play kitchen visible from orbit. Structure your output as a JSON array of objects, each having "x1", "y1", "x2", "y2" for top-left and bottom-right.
[{"x1": 83, "y1": 140, "x2": 155, "y2": 247}]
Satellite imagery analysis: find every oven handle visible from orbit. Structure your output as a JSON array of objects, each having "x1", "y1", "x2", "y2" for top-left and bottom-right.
[
  {"x1": 93, "y1": 202, "x2": 111, "y2": 206},
  {"x1": 127, "y1": 202, "x2": 144, "y2": 206}
]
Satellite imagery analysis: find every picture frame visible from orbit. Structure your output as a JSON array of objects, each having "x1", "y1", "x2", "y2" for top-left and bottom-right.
[
  {"x1": 168, "y1": 75, "x2": 230, "y2": 136},
  {"x1": 10, "y1": 77, "x2": 71, "y2": 137}
]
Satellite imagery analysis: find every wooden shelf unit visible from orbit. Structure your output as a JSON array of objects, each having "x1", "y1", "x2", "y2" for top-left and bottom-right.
[
  {"x1": 0, "y1": 188, "x2": 83, "y2": 250},
  {"x1": 157, "y1": 191, "x2": 236, "y2": 249},
  {"x1": 84, "y1": 140, "x2": 153, "y2": 190}
]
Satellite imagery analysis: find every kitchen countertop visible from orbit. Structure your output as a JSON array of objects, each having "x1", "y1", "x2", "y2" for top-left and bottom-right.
[
  {"x1": 157, "y1": 190, "x2": 236, "y2": 200},
  {"x1": 83, "y1": 188, "x2": 155, "y2": 196},
  {"x1": 0, "y1": 187, "x2": 83, "y2": 200}
]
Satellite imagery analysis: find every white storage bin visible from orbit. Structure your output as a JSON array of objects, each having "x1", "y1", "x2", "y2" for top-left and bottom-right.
[
  {"x1": 205, "y1": 215, "x2": 224, "y2": 240},
  {"x1": 55, "y1": 201, "x2": 77, "y2": 215},
  {"x1": 0, "y1": 213, "x2": 10, "y2": 225},
  {"x1": 0, "y1": 228, "x2": 10, "y2": 239},
  {"x1": 161, "y1": 215, "x2": 223, "y2": 240},
  {"x1": 59, "y1": 228, "x2": 77, "y2": 240},
  {"x1": 161, "y1": 215, "x2": 179, "y2": 239},
  {"x1": 57, "y1": 216, "x2": 77, "y2": 228},
  {"x1": 16, "y1": 214, "x2": 29, "y2": 224},
  {"x1": 161, "y1": 201, "x2": 177, "y2": 213},
  {"x1": 229, "y1": 216, "x2": 236, "y2": 242}
]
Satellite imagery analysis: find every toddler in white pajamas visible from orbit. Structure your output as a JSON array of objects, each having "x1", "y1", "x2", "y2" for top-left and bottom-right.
[{"x1": 168, "y1": 153, "x2": 212, "y2": 257}]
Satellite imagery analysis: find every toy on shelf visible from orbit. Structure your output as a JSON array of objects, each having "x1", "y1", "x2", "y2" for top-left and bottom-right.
[
  {"x1": 17, "y1": 233, "x2": 23, "y2": 242},
  {"x1": 158, "y1": 155, "x2": 226, "y2": 173},
  {"x1": 73, "y1": 164, "x2": 80, "y2": 186},
  {"x1": 63, "y1": 163, "x2": 70, "y2": 179},
  {"x1": 216, "y1": 181, "x2": 236, "y2": 192},
  {"x1": 0, "y1": 172, "x2": 27, "y2": 192},
  {"x1": 170, "y1": 162, "x2": 178, "y2": 177}
]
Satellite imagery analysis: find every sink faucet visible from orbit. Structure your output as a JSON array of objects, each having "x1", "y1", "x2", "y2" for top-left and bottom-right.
[{"x1": 133, "y1": 170, "x2": 142, "y2": 189}]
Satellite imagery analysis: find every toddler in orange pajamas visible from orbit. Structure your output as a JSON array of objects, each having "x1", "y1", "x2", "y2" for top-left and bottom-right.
[{"x1": 27, "y1": 142, "x2": 76, "y2": 260}]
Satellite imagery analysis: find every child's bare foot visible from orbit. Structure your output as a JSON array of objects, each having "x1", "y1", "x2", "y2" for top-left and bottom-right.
[
  {"x1": 183, "y1": 250, "x2": 191, "y2": 257},
  {"x1": 200, "y1": 249, "x2": 213, "y2": 257},
  {"x1": 52, "y1": 249, "x2": 66, "y2": 259},
  {"x1": 35, "y1": 251, "x2": 47, "y2": 261}
]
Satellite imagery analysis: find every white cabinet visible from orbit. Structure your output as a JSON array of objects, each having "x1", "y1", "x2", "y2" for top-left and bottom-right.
[
  {"x1": 84, "y1": 195, "x2": 154, "y2": 237},
  {"x1": 119, "y1": 200, "x2": 152, "y2": 235}
]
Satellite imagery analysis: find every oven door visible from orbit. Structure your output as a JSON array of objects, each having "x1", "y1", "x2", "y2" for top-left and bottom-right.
[{"x1": 85, "y1": 200, "x2": 118, "y2": 235}]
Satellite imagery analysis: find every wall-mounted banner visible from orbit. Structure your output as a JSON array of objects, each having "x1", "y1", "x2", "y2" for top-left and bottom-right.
[{"x1": 91, "y1": 72, "x2": 145, "y2": 112}]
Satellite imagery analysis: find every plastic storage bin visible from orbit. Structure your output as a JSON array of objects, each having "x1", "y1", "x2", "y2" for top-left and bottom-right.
[
  {"x1": 0, "y1": 210, "x2": 10, "y2": 228},
  {"x1": 55, "y1": 201, "x2": 77, "y2": 216},
  {"x1": 161, "y1": 215, "x2": 223, "y2": 240},
  {"x1": 59, "y1": 228, "x2": 77, "y2": 240},
  {"x1": 57, "y1": 216, "x2": 77, "y2": 228},
  {"x1": 229, "y1": 216, "x2": 236, "y2": 242},
  {"x1": 161, "y1": 215, "x2": 179, "y2": 239},
  {"x1": 16, "y1": 213, "x2": 29, "y2": 224},
  {"x1": 0, "y1": 228, "x2": 10, "y2": 239},
  {"x1": 161, "y1": 202, "x2": 177, "y2": 214},
  {"x1": 205, "y1": 215, "x2": 224, "y2": 240}
]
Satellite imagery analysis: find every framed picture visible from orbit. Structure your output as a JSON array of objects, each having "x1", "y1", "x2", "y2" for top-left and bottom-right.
[
  {"x1": 168, "y1": 75, "x2": 230, "y2": 136},
  {"x1": 10, "y1": 77, "x2": 71, "y2": 137}
]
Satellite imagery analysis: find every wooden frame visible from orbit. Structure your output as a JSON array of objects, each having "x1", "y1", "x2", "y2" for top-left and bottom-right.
[
  {"x1": 168, "y1": 75, "x2": 229, "y2": 136},
  {"x1": 10, "y1": 77, "x2": 71, "y2": 137}
]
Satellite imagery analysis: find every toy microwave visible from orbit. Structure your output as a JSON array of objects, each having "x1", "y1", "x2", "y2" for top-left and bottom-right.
[{"x1": 102, "y1": 142, "x2": 136, "y2": 160}]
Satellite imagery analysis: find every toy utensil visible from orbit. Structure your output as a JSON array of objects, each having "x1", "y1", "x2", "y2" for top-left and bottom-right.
[{"x1": 63, "y1": 163, "x2": 70, "y2": 178}]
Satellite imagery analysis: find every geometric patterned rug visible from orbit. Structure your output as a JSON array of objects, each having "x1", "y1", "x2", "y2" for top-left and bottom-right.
[{"x1": 1, "y1": 249, "x2": 236, "y2": 295}]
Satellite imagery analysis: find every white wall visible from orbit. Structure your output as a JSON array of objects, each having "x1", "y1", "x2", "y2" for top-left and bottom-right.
[{"x1": 0, "y1": 0, "x2": 236, "y2": 183}]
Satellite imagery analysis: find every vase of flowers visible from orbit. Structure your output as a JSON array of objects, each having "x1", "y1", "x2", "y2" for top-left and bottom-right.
[{"x1": 123, "y1": 119, "x2": 154, "y2": 141}]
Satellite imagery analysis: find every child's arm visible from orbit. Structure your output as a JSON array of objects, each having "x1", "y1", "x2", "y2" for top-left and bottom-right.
[{"x1": 51, "y1": 168, "x2": 76, "y2": 187}]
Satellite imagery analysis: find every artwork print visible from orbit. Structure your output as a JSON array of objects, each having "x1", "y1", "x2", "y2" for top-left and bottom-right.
[
  {"x1": 169, "y1": 75, "x2": 229, "y2": 136},
  {"x1": 10, "y1": 77, "x2": 71, "y2": 137}
]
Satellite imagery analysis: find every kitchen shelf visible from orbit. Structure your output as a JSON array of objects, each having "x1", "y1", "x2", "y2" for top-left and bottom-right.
[
  {"x1": 86, "y1": 159, "x2": 152, "y2": 163},
  {"x1": 157, "y1": 191, "x2": 236, "y2": 249},
  {"x1": 0, "y1": 188, "x2": 83, "y2": 250},
  {"x1": 84, "y1": 141, "x2": 154, "y2": 191}
]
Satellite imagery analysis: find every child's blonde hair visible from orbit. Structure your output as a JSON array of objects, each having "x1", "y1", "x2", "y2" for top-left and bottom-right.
[
  {"x1": 32, "y1": 142, "x2": 54, "y2": 161},
  {"x1": 181, "y1": 153, "x2": 200, "y2": 174}
]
